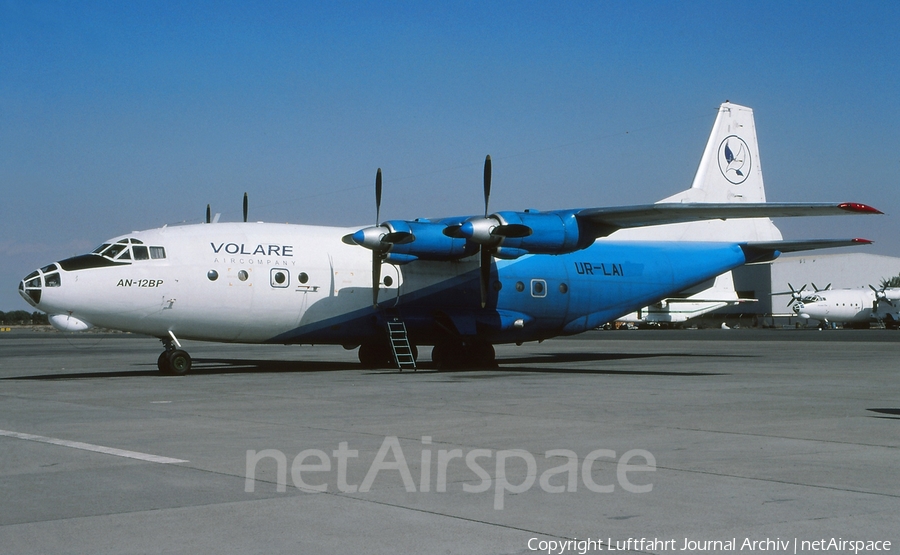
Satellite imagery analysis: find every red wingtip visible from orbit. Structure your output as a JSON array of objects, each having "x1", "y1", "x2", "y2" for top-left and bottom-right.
[
  {"x1": 852, "y1": 238, "x2": 874, "y2": 244},
  {"x1": 838, "y1": 202, "x2": 884, "y2": 214}
]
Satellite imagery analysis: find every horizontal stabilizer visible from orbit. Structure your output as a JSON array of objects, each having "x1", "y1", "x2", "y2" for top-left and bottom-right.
[
  {"x1": 660, "y1": 297, "x2": 757, "y2": 304},
  {"x1": 740, "y1": 238, "x2": 873, "y2": 263},
  {"x1": 578, "y1": 202, "x2": 882, "y2": 237}
]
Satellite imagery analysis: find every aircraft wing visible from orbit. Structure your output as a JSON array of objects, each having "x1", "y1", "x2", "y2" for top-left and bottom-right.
[{"x1": 576, "y1": 202, "x2": 882, "y2": 237}]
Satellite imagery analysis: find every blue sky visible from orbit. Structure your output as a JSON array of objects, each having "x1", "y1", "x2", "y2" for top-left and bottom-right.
[{"x1": 2, "y1": 1, "x2": 898, "y2": 310}]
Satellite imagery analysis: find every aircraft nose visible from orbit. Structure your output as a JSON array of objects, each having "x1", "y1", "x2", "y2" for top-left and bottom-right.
[
  {"x1": 19, "y1": 271, "x2": 42, "y2": 306},
  {"x1": 19, "y1": 263, "x2": 62, "y2": 307}
]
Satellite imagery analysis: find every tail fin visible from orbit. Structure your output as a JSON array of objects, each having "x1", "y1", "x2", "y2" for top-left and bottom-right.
[
  {"x1": 662, "y1": 102, "x2": 767, "y2": 204},
  {"x1": 614, "y1": 101, "x2": 782, "y2": 242}
]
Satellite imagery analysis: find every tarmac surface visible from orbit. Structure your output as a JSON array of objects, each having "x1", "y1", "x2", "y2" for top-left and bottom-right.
[{"x1": 1, "y1": 328, "x2": 898, "y2": 554}]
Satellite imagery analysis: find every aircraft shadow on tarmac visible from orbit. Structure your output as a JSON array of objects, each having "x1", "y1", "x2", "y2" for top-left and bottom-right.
[
  {"x1": 5, "y1": 351, "x2": 741, "y2": 380},
  {"x1": 866, "y1": 408, "x2": 900, "y2": 420}
]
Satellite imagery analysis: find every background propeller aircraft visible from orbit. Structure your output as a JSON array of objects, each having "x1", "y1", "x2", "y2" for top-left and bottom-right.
[
  {"x1": 19, "y1": 102, "x2": 882, "y2": 373},
  {"x1": 779, "y1": 283, "x2": 900, "y2": 328}
]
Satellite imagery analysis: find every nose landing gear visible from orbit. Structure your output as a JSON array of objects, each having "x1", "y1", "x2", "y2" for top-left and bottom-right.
[{"x1": 157, "y1": 334, "x2": 192, "y2": 375}]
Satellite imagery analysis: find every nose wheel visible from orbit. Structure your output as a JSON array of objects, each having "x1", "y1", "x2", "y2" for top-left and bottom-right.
[{"x1": 157, "y1": 336, "x2": 192, "y2": 375}]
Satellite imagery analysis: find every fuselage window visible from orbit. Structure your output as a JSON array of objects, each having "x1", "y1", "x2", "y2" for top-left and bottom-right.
[
  {"x1": 271, "y1": 269, "x2": 289, "y2": 288},
  {"x1": 133, "y1": 246, "x2": 150, "y2": 260},
  {"x1": 238, "y1": 270, "x2": 249, "y2": 281},
  {"x1": 150, "y1": 247, "x2": 166, "y2": 259},
  {"x1": 208, "y1": 270, "x2": 218, "y2": 281},
  {"x1": 531, "y1": 279, "x2": 547, "y2": 298}
]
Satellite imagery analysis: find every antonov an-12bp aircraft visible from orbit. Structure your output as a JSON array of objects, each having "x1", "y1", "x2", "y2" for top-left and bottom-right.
[{"x1": 20, "y1": 102, "x2": 882, "y2": 373}]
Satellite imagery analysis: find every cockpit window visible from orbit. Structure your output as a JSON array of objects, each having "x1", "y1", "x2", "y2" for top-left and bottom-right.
[
  {"x1": 78, "y1": 238, "x2": 166, "y2": 266},
  {"x1": 103, "y1": 244, "x2": 127, "y2": 258},
  {"x1": 45, "y1": 273, "x2": 61, "y2": 287},
  {"x1": 133, "y1": 245, "x2": 150, "y2": 260}
]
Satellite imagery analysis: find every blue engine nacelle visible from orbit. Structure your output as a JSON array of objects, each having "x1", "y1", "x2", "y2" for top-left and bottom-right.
[
  {"x1": 492, "y1": 210, "x2": 585, "y2": 257},
  {"x1": 383, "y1": 219, "x2": 478, "y2": 262}
]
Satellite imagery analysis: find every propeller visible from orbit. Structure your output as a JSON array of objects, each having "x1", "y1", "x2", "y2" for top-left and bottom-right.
[
  {"x1": 772, "y1": 283, "x2": 808, "y2": 307},
  {"x1": 341, "y1": 168, "x2": 415, "y2": 308},
  {"x1": 440, "y1": 156, "x2": 532, "y2": 307},
  {"x1": 811, "y1": 282, "x2": 831, "y2": 292},
  {"x1": 869, "y1": 284, "x2": 897, "y2": 308},
  {"x1": 243, "y1": 192, "x2": 248, "y2": 223}
]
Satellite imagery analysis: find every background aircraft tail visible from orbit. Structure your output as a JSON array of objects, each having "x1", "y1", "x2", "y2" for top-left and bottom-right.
[{"x1": 614, "y1": 101, "x2": 783, "y2": 242}]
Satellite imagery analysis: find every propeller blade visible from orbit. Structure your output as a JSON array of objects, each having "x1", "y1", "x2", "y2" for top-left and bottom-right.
[
  {"x1": 372, "y1": 252, "x2": 382, "y2": 308},
  {"x1": 375, "y1": 168, "x2": 382, "y2": 225},
  {"x1": 243, "y1": 192, "x2": 248, "y2": 223},
  {"x1": 206, "y1": 204, "x2": 211, "y2": 224},
  {"x1": 483, "y1": 155, "x2": 491, "y2": 218},
  {"x1": 372, "y1": 168, "x2": 384, "y2": 308},
  {"x1": 479, "y1": 247, "x2": 491, "y2": 308}
]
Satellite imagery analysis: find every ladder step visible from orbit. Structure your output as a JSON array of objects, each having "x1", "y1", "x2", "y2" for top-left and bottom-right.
[{"x1": 385, "y1": 319, "x2": 416, "y2": 371}]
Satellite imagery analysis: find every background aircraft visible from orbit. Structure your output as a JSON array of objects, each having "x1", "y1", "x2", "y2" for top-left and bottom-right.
[
  {"x1": 19, "y1": 103, "x2": 880, "y2": 373},
  {"x1": 618, "y1": 271, "x2": 755, "y2": 327},
  {"x1": 780, "y1": 283, "x2": 900, "y2": 328}
]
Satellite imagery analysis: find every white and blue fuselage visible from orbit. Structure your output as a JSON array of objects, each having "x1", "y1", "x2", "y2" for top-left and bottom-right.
[{"x1": 21, "y1": 222, "x2": 748, "y2": 347}]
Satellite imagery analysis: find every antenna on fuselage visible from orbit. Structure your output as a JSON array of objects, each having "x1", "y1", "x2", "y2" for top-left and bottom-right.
[
  {"x1": 206, "y1": 204, "x2": 211, "y2": 224},
  {"x1": 243, "y1": 192, "x2": 248, "y2": 223}
]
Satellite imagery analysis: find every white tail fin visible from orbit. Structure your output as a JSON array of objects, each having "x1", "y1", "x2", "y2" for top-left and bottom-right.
[
  {"x1": 614, "y1": 101, "x2": 782, "y2": 242},
  {"x1": 662, "y1": 102, "x2": 766, "y2": 203}
]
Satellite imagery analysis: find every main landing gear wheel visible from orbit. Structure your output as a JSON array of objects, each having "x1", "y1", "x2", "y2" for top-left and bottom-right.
[
  {"x1": 431, "y1": 341, "x2": 496, "y2": 369},
  {"x1": 358, "y1": 343, "x2": 419, "y2": 369},
  {"x1": 358, "y1": 343, "x2": 393, "y2": 369},
  {"x1": 158, "y1": 349, "x2": 192, "y2": 375}
]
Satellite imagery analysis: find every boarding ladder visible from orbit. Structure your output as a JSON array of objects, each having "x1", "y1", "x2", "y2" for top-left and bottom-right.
[{"x1": 387, "y1": 319, "x2": 416, "y2": 371}]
